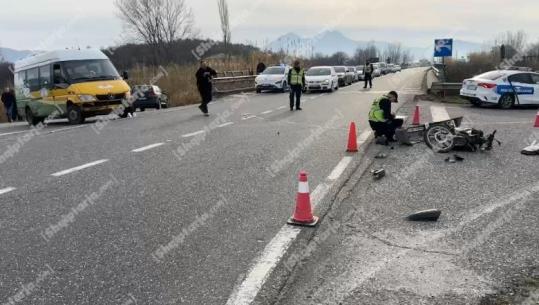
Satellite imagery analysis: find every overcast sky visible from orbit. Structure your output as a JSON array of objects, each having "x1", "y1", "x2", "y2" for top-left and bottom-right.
[{"x1": 0, "y1": 0, "x2": 538, "y2": 50}]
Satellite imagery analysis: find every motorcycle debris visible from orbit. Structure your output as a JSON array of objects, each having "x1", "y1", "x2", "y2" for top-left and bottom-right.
[
  {"x1": 375, "y1": 153, "x2": 388, "y2": 159},
  {"x1": 407, "y1": 209, "x2": 442, "y2": 222},
  {"x1": 454, "y1": 154, "x2": 465, "y2": 161},
  {"x1": 371, "y1": 169, "x2": 386, "y2": 180}
]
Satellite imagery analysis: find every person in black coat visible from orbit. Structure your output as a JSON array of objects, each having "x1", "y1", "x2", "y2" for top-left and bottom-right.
[
  {"x1": 195, "y1": 60, "x2": 217, "y2": 116},
  {"x1": 1, "y1": 87, "x2": 16, "y2": 123}
]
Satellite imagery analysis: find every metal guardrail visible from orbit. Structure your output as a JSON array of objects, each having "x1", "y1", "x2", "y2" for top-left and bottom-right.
[
  {"x1": 429, "y1": 81, "x2": 462, "y2": 97},
  {"x1": 212, "y1": 75, "x2": 256, "y2": 95}
]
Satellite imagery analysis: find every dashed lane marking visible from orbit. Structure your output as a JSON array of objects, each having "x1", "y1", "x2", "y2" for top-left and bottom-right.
[
  {"x1": 51, "y1": 159, "x2": 109, "y2": 177},
  {"x1": 0, "y1": 187, "x2": 16, "y2": 195},
  {"x1": 430, "y1": 106, "x2": 450, "y2": 122},
  {"x1": 261, "y1": 110, "x2": 273, "y2": 115},
  {"x1": 217, "y1": 122, "x2": 234, "y2": 128},
  {"x1": 132, "y1": 143, "x2": 165, "y2": 153},
  {"x1": 182, "y1": 130, "x2": 206, "y2": 138}
]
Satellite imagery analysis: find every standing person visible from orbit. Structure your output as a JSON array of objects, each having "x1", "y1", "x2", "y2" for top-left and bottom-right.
[
  {"x1": 1, "y1": 87, "x2": 16, "y2": 123},
  {"x1": 364, "y1": 61, "x2": 374, "y2": 89},
  {"x1": 287, "y1": 60, "x2": 305, "y2": 111},
  {"x1": 195, "y1": 60, "x2": 217, "y2": 116},
  {"x1": 256, "y1": 62, "x2": 266, "y2": 75},
  {"x1": 368, "y1": 91, "x2": 403, "y2": 145}
]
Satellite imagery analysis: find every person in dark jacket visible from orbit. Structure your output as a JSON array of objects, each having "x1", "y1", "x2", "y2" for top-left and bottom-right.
[
  {"x1": 256, "y1": 62, "x2": 266, "y2": 75},
  {"x1": 287, "y1": 60, "x2": 306, "y2": 111},
  {"x1": 1, "y1": 87, "x2": 16, "y2": 123},
  {"x1": 195, "y1": 60, "x2": 217, "y2": 116},
  {"x1": 363, "y1": 62, "x2": 374, "y2": 89},
  {"x1": 368, "y1": 91, "x2": 403, "y2": 144}
]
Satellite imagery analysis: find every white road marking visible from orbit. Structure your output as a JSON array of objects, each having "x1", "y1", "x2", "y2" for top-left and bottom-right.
[
  {"x1": 182, "y1": 130, "x2": 205, "y2": 138},
  {"x1": 0, "y1": 130, "x2": 30, "y2": 137},
  {"x1": 328, "y1": 157, "x2": 353, "y2": 181},
  {"x1": 226, "y1": 155, "x2": 355, "y2": 305},
  {"x1": 358, "y1": 130, "x2": 373, "y2": 145},
  {"x1": 51, "y1": 159, "x2": 109, "y2": 177},
  {"x1": 260, "y1": 110, "x2": 273, "y2": 115},
  {"x1": 132, "y1": 143, "x2": 165, "y2": 153},
  {"x1": 218, "y1": 122, "x2": 234, "y2": 128},
  {"x1": 0, "y1": 187, "x2": 16, "y2": 195},
  {"x1": 47, "y1": 126, "x2": 86, "y2": 134},
  {"x1": 242, "y1": 115, "x2": 256, "y2": 120},
  {"x1": 430, "y1": 106, "x2": 450, "y2": 122},
  {"x1": 277, "y1": 106, "x2": 287, "y2": 110}
]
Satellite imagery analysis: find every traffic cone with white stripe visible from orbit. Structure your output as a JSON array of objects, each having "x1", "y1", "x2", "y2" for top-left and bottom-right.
[
  {"x1": 412, "y1": 106, "x2": 420, "y2": 125},
  {"x1": 534, "y1": 111, "x2": 539, "y2": 128},
  {"x1": 287, "y1": 171, "x2": 319, "y2": 227}
]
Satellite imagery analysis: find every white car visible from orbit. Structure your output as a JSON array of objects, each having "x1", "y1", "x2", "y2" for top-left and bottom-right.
[
  {"x1": 460, "y1": 70, "x2": 539, "y2": 108},
  {"x1": 255, "y1": 66, "x2": 290, "y2": 93},
  {"x1": 371, "y1": 63, "x2": 382, "y2": 77},
  {"x1": 356, "y1": 65, "x2": 365, "y2": 80},
  {"x1": 348, "y1": 66, "x2": 359, "y2": 82},
  {"x1": 305, "y1": 66, "x2": 339, "y2": 92}
]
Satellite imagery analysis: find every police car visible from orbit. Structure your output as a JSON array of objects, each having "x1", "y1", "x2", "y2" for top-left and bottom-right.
[{"x1": 460, "y1": 70, "x2": 539, "y2": 109}]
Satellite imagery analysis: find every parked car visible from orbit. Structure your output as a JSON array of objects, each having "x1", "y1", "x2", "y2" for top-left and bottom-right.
[
  {"x1": 356, "y1": 65, "x2": 365, "y2": 80},
  {"x1": 460, "y1": 70, "x2": 539, "y2": 108},
  {"x1": 387, "y1": 64, "x2": 396, "y2": 73},
  {"x1": 372, "y1": 63, "x2": 382, "y2": 77},
  {"x1": 305, "y1": 66, "x2": 339, "y2": 92},
  {"x1": 347, "y1": 66, "x2": 358, "y2": 82},
  {"x1": 334, "y1": 66, "x2": 353, "y2": 86},
  {"x1": 255, "y1": 66, "x2": 290, "y2": 93},
  {"x1": 378, "y1": 62, "x2": 389, "y2": 75},
  {"x1": 394, "y1": 65, "x2": 402, "y2": 72},
  {"x1": 132, "y1": 85, "x2": 169, "y2": 111}
]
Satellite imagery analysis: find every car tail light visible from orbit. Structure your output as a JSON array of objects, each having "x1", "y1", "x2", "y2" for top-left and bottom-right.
[{"x1": 478, "y1": 83, "x2": 497, "y2": 89}]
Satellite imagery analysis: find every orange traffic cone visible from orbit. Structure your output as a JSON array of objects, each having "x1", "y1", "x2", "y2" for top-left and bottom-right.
[
  {"x1": 534, "y1": 111, "x2": 539, "y2": 128},
  {"x1": 287, "y1": 171, "x2": 319, "y2": 227},
  {"x1": 412, "y1": 106, "x2": 420, "y2": 125},
  {"x1": 346, "y1": 122, "x2": 358, "y2": 152}
]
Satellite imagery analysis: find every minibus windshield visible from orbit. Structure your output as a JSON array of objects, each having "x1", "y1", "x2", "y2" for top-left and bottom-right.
[{"x1": 59, "y1": 59, "x2": 120, "y2": 84}]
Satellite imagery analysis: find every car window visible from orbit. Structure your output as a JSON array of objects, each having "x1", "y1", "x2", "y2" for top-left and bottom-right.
[
  {"x1": 508, "y1": 73, "x2": 534, "y2": 84},
  {"x1": 531, "y1": 74, "x2": 539, "y2": 84},
  {"x1": 477, "y1": 71, "x2": 504, "y2": 80}
]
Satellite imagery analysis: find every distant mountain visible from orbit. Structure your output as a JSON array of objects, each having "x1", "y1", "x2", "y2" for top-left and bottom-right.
[
  {"x1": 0, "y1": 47, "x2": 33, "y2": 63},
  {"x1": 267, "y1": 31, "x2": 484, "y2": 61}
]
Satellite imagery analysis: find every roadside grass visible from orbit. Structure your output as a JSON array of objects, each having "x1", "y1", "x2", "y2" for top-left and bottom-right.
[{"x1": 128, "y1": 52, "x2": 281, "y2": 108}]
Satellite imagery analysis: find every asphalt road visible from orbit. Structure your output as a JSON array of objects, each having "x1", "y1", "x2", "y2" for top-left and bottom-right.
[
  {"x1": 273, "y1": 100, "x2": 539, "y2": 305},
  {"x1": 0, "y1": 68, "x2": 427, "y2": 305}
]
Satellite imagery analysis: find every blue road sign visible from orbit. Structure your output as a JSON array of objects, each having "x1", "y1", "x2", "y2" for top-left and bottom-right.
[{"x1": 434, "y1": 39, "x2": 453, "y2": 57}]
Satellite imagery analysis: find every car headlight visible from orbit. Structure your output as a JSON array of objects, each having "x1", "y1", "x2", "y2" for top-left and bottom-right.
[
  {"x1": 322, "y1": 79, "x2": 330, "y2": 84},
  {"x1": 275, "y1": 79, "x2": 283, "y2": 85},
  {"x1": 79, "y1": 94, "x2": 96, "y2": 102}
]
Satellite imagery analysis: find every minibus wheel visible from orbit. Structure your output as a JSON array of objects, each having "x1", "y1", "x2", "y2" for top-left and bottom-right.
[
  {"x1": 67, "y1": 104, "x2": 85, "y2": 124},
  {"x1": 25, "y1": 107, "x2": 43, "y2": 126}
]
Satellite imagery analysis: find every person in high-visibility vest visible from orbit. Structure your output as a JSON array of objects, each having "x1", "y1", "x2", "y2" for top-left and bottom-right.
[
  {"x1": 368, "y1": 91, "x2": 403, "y2": 145},
  {"x1": 363, "y1": 61, "x2": 374, "y2": 89},
  {"x1": 287, "y1": 60, "x2": 306, "y2": 111}
]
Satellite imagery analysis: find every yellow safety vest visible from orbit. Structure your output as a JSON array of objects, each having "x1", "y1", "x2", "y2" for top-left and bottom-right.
[
  {"x1": 290, "y1": 69, "x2": 305, "y2": 86},
  {"x1": 369, "y1": 96, "x2": 389, "y2": 122}
]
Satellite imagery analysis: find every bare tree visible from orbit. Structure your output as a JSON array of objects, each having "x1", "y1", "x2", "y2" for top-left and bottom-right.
[
  {"x1": 115, "y1": 0, "x2": 194, "y2": 63},
  {"x1": 217, "y1": 0, "x2": 231, "y2": 51},
  {"x1": 353, "y1": 43, "x2": 379, "y2": 64},
  {"x1": 385, "y1": 42, "x2": 403, "y2": 64}
]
